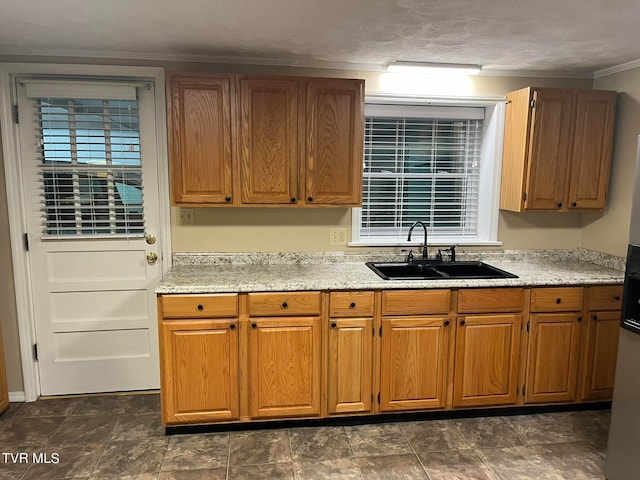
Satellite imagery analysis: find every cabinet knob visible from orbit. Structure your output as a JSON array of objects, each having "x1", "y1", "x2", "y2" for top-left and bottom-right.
[
  {"x1": 197, "y1": 304, "x2": 204, "y2": 311},
  {"x1": 225, "y1": 196, "x2": 232, "y2": 202},
  {"x1": 615, "y1": 295, "x2": 621, "y2": 301},
  {"x1": 557, "y1": 202, "x2": 563, "y2": 208},
  {"x1": 282, "y1": 302, "x2": 288, "y2": 309},
  {"x1": 592, "y1": 314, "x2": 598, "y2": 320},
  {"x1": 577, "y1": 316, "x2": 582, "y2": 322},
  {"x1": 444, "y1": 319, "x2": 450, "y2": 326},
  {"x1": 251, "y1": 323, "x2": 257, "y2": 329},
  {"x1": 571, "y1": 202, "x2": 578, "y2": 207},
  {"x1": 555, "y1": 298, "x2": 562, "y2": 304},
  {"x1": 331, "y1": 322, "x2": 337, "y2": 328},
  {"x1": 460, "y1": 319, "x2": 466, "y2": 326},
  {"x1": 229, "y1": 323, "x2": 236, "y2": 330},
  {"x1": 307, "y1": 196, "x2": 314, "y2": 202},
  {"x1": 290, "y1": 197, "x2": 297, "y2": 203},
  {"x1": 350, "y1": 302, "x2": 356, "y2": 309}
]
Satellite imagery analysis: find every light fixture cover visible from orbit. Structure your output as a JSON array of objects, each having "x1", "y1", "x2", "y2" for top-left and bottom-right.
[{"x1": 386, "y1": 61, "x2": 482, "y2": 75}]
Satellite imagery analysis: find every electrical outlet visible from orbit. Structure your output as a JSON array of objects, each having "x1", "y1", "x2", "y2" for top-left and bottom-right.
[
  {"x1": 179, "y1": 208, "x2": 195, "y2": 225},
  {"x1": 330, "y1": 228, "x2": 347, "y2": 246}
]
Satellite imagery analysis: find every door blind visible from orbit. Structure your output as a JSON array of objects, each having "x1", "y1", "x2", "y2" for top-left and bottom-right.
[
  {"x1": 32, "y1": 96, "x2": 145, "y2": 238},
  {"x1": 361, "y1": 111, "x2": 483, "y2": 241}
]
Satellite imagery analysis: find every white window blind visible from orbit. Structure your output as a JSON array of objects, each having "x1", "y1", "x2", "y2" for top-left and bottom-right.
[
  {"x1": 29, "y1": 91, "x2": 145, "y2": 238},
  {"x1": 360, "y1": 104, "x2": 484, "y2": 242}
]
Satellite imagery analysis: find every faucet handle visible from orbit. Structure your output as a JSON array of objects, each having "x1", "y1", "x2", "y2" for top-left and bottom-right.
[{"x1": 401, "y1": 249, "x2": 414, "y2": 262}]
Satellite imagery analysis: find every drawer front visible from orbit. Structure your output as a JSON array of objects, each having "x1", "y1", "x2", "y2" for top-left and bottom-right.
[
  {"x1": 248, "y1": 291, "x2": 321, "y2": 316},
  {"x1": 588, "y1": 285, "x2": 623, "y2": 311},
  {"x1": 457, "y1": 288, "x2": 524, "y2": 313},
  {"x1": 530, "y1": 287, "x2": 583, "y2": 312},
  {"x1": 381, "y1": 290, "x2": 450, "y2": 316},
  {"x1": 161, "y1": 294, "x2": 238, "y2": 319},
  {"x1": 330, "y1": 291, "x2": 374, "y2": 317}
]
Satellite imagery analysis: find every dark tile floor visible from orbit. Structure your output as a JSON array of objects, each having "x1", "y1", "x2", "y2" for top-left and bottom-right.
[{"x1": 0, "y1": 393, "x2": 609, "y2": 479}]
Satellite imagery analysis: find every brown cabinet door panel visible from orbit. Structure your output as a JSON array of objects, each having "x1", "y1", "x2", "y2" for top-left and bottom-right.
[
  {"x1": 161, "y1": 320, "x2": 239, "y2": 425},
  {"x1": 525, "y1": 89, "x2": 575, "y2": 210},
  {"x1": 525, "y1": 313, "x2": 581, "y2": 403},
  {"x1": 249, "y1": 317, "x2": 321, "y2": 418},
  {"x1": 453, "y1": 314, "x2": 521, "y2": 407},
  {"x1": 380, "y1": 316, "x2": 449, "y2": 411},
  {"x1": 581, "y1": 310, "x2": 620, "y2": 400},
  {"x1": 239, "y1": 77, "x2": 299, "y2": 204},
  {"x1": 168, "y1": 74, "x2": 234, "y2": 205},
  {"x1": 568, "y1": 90, "x2": 617, "y2": 210},
  {"x1": 305, "y1": 79, "x2": 364, "y2": 205},
  {"x1": 327, "y1": 318, "x2": 373, "y2": 414}
]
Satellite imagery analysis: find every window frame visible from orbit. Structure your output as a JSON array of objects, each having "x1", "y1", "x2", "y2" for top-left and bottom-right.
[{"x1": 350, "y1": 95, "x2": 506, "y2": 247}]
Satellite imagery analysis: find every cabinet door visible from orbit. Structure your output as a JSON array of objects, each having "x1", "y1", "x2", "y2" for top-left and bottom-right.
[
  {"x1": 305, "y1": 79, "x2": 364, "y2": 206},
  {"x1": 239, "y1": 77, "x2": 300, "y2": 204},
  {"x1": 249, "y1": 317, "x2": 321, "y2": 418},
  {"x1": 525, "y1": 313, "x2": 581, "y2": 403},
  {"x1": 160, "y1": 319, "x2": 239, "y2": 425},
  {"x1": 168, "y1": 74, "x2": 234, "y2": 205},
  {"x1": 525, "y1": 89, "x2": 575, "y2": 210},
  {"x1": 567, "y1": 90, "x2": 617, "y2": 210},
  {"x1": 581, "y1": 310, "x2": 620, "y2": 400},
  {"x1": 453, "y1": 315, "x2": 521, "y2": 407},
  {"x1": 380, "y1": 316, "x2": 449, "y2": 411},
  {"x1": 327, "y1": 318, "x2": 373, "y2": 414}
]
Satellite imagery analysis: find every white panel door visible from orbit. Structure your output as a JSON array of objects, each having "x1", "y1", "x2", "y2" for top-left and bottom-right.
[{"x1": 17, "y1": 80, "x2": 163, "y2": 395}]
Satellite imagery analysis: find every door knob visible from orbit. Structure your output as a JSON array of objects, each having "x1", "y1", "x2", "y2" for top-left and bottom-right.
[
  {"x1": 145, "y1": 234, "x2": 156, "y2": 245},
  {"x1": 146, "y1": 252, "x2": 158, "y2": 265}
]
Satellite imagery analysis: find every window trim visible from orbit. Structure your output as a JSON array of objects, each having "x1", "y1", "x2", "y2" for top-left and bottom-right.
[{"x1": 350, "y1": 95, "x2": 506, "y2": 247}]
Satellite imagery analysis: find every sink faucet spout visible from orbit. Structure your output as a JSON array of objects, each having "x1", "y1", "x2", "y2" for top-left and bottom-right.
[{"x1": 407, "y1": 221, "x2": 429, "y2": 260}]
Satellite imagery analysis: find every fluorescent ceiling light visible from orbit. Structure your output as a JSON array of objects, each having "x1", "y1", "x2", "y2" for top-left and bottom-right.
[{"x1": 386, "y1": 61, "x2": 482, "y2": 75}]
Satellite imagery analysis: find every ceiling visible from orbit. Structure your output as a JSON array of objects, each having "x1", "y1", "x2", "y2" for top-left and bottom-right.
[{"x1": 1, "y1": 0, "x2": 639, "y2": 77}]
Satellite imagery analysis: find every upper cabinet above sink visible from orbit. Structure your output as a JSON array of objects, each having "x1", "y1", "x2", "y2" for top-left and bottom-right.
[
  {"x1": 500, "y1": 87, "x2": 617, "y2": 212},
  {"x1": 167, "y1": 72, "x2": 364, "y2": 207}
]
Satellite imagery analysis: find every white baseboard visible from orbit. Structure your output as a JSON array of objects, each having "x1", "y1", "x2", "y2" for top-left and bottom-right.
[{"x1": 9, "y1": 391, "x2": 26, "y2": 402}]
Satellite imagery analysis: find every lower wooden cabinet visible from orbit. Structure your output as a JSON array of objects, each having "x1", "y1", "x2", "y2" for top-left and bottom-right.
[
  {"x1": 248, "y1": 317, "x2": 321, "y2": 418},
  {"x1": 380, "y1": 316, "x2": 450, "y2": 411},
  {"x1": 327, "y1": 318, "x2": 373, "y2": 414},
  {"x1": 160, "y1": 319, "x2": 239, "y2": 425},
  {"x1": 453, "y1": 314, "x2": 522, "y2": 407},
  {"x1": 581, "y1": 311, "x2": 621, "y2": 400},
  {"x1": 524, "y1": 313, "x2": 582, "y2": 403}
]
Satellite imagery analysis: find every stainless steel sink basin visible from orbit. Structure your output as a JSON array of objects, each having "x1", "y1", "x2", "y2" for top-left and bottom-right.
[{"x1": 366, "y1": 260, "x2": 518, "y2": 280}]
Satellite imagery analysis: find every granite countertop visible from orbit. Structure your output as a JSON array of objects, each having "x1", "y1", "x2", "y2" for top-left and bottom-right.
[{"x1": 155, "y1": 249, "x2": 625, "y2": 294}]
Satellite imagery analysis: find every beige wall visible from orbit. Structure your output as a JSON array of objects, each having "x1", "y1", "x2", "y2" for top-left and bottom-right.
[
  {"x1": 0, "y1": 57, "x2": 629, "y2": 395},
  {"x1": 582, "y1": 67, "x2": 640, "y2": 257}
]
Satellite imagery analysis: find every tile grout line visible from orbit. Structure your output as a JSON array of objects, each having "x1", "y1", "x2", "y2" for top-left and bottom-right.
[{"x1": 397, "y1": 422, "x2": 433, "y2": 480}]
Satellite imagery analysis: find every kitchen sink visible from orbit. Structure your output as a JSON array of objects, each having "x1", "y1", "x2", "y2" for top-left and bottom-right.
[{"x1": 366, "y1": 260, "x2": 518, "y2": 280}]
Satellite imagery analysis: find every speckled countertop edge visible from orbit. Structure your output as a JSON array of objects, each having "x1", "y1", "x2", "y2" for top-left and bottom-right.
[{"x1": 156, "y1": 248, "x2": 625, "y2": 294}]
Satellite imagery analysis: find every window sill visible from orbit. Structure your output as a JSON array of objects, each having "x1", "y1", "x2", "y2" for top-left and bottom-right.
[{"x1": 348, "y1": 239, "x2": 503, "y2": 248}]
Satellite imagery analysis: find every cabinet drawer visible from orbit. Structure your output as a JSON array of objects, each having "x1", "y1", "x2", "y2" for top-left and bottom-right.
[
  {"x1": 248, "y1": 292, "x2": 321, "y2": 316},
  {"x1": 588, "y1": 285, "x2": 623, "y2": 311},
  {"x1": 530, "y1": 287, "x2": 583, "y2": 312},
  {"x1": 330, "y1": 291, "x2": 374, "y2": 317},
  {"x1": 381, "y1": 290, "x2": 450, "y2": 316},
  {"x1": 161, "y1": 294, "x2": 238, "y2": 318},
  {"x1": 458, "y1": 288, "x2": 524, "y2": 313}
]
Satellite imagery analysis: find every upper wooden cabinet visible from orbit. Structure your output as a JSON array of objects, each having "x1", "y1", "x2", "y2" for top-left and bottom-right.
[
  {"x1": 500, "y1": 87, "x2": 616, "y2": 212},
  {"x1": 167, "y1": 72, "x2": 364, "y2": 207},
  {"x1": 168, "y1": 74, "x2": 235, "y2": 205}
]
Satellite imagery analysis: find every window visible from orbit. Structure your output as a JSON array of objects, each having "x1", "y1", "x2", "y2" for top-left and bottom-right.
[
  {"x1": 24, "y1": 81, "x2": 146, "y2": 238},
  {"x1": 352, "y1": 98, "x2": 505, "y2": 246}
]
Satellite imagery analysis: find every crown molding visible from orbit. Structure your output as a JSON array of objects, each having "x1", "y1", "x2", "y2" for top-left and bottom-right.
[
  {"x1": 594, "y1": 58, "x2": 640, "y2": 78},
  {"x1": 0, "y1": 47, "x2": 603, "y2": 80}
]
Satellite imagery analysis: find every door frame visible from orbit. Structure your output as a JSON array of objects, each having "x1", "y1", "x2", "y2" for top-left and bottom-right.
[{"x1": 0, "y1": 63, "x2": 172, "y2": 401}]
